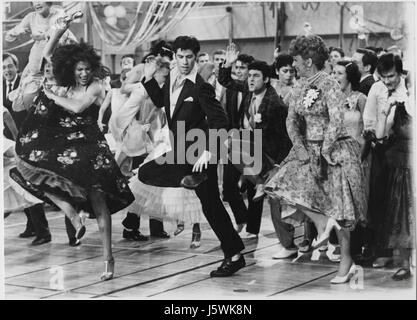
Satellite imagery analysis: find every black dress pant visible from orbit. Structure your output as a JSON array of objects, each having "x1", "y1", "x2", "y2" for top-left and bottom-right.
[
  {"x1": 122, "y1": 154, "x2": 165, "y2": 234},
  {"x1": 223, "y1": 163, "x2": 264, "y2": 234},
  {"x1": 122, "y1": 212, "x2": 164, "y2": 234},
  {"x1": 24, "y1": 204, "x2": 50, "y2": 238},
  {"x1": 269, "y1": 198, "x2": 316, "y2": 249},
  {"x1": 195, "y1": 164, "x2": 244, "y2": 258}
]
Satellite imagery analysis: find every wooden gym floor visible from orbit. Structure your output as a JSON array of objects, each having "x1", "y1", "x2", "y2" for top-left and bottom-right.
[{"x1": 3, "y1": 201, "x2": 415, "y2": 300}]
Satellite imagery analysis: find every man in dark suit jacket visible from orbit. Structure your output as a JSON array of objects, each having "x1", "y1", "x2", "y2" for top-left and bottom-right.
[
  {"x1": 219, "y1": 57, "x2": 292, "y2": 239},
  {"x1": 140, "y1": 36, "x2": 245, "y2": 277},
  {"x1": 351, "y1": 48, "x2": 379, "y2": 264},
  {"x1": 352, "y1": 48, "x2": 378, "y2": 96},
  {"x1": 3, "y1": 54, "x2": 26, "y2": 140},
  {"x1": 220, "y1": 54, "x2": 252, "y2": 230}
]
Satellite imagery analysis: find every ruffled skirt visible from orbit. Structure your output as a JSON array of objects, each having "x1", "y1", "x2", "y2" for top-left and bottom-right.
[
  {"x1": 265, "y1": 138, "x2": 367, "y2": 228},
  {"x1": 3, "y1": 139, "x2": 43, "y2": 214},
  {"x1": 128, "y1": 176, "x2": 204, "y2": 225}
]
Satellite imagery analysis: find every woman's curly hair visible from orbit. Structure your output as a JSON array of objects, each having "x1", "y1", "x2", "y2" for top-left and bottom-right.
[
  {"x1": 289, "y1": 35, "x2": 329, "y2": 70},
  {"x1": 51, "y1": 42, "x2": 110, "y2": 87}
]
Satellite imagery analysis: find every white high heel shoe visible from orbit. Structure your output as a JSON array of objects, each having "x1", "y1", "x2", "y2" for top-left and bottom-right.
[
  {"x1": 311, "y1": 218, "x2": 341, "y2": 249},
  {"x1": 330, "y1": 263, "x2": 357, "y2": 284},
  {"x1": 100, "y1": 259, "x2": 115, "y2": 281}
]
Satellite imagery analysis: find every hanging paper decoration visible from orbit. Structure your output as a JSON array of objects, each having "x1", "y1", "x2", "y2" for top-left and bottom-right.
[{"x1": 88, "y1": 1, "x2": 203, "y2": 49}]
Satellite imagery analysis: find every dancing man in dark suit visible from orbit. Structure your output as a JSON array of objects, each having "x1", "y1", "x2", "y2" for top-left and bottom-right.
[
  {"x1": 218, "y1": 45, "x2": 292, "y2": 240},
  {"x1": 140, "y1": 36, "x2": 245, "y2": 277}
]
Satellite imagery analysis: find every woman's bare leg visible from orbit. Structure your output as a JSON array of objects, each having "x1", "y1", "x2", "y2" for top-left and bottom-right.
[
  {"x1": 44, "y1": 192, "x2": 82, "y2": 229},
  {"x1": 89, "y1": 190, "x2": 113, "y2": 263},
  {"x1": 335, "y1": 228, "x2": 354, "y2": 276},
  {"x1": 297, "y1": 206, "x2": 329, "y2": 236}
]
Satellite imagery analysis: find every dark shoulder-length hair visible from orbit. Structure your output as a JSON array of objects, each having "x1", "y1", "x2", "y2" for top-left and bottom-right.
[
  {"x1": 51, "y1": 42, "x2": 110, "y2": 87},
  {"x1": 336, "y1": 60, "x2": 361, "y2": 91},
  {"x1": 289, "y1": 34, "x2": 329, "y2": 70}
]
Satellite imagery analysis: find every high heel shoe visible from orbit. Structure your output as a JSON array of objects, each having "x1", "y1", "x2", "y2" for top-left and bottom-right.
[
  {"x1": 100, "y1": 259, "x2": 115, "y2": 281},
  {"x1": 311, "y1": 218, "x2": 341, "y2": 249},
  {"x1": 330, "y1": 263, "x2": 357, "y2": 284},
  {"x1": 174, "y1": 223, "x2": 185, "y2": 236},
  {"x1": 71, "y1": 215, "x2": 86, "y2": 240},
  {"x1": 292, "y1": 250, "x2": 307, "y2": 262},
  {"x1": 190, "y1": 231, "x2": 201, "y2": 249}
]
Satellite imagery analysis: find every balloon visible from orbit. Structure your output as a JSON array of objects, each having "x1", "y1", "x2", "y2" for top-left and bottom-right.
[
  {"x1": 116, "y1": 17, "x2": 130, "y2": 30},
  {"x1": 105, "y1": 16, "x2": 117, "y2": 26},
  {"x1": 114, "y1": 5, "x2": 126, "y2": 18},
  {"x1": 104, "y1": 5, "x2": 115, "y2": 18},
  {"x1": 390, "y1": 28, "x2": 404, "y2": 41}
]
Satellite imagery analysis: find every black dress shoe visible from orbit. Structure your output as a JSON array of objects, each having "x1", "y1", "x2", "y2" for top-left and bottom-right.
[
  {"x1": 123, "y1": 229, "x2": 149, "y2": 241},
  {"x1": 210, "y1": 255, "x2": 246, "y2": 277},
  {"x1": 31, "y1": 236, "x2": 52, "y2": 246},
  {"x1": 151, "y1": 230, "x2": 170, "y2": 239},
  {"x1": 19, "y1": 230, "x2": 36, "y2": 238},
  {"x1": 69, "y1": 238, "x2": 81, "y2": 247},
  {"x1": 180, "y1": 172, "x2": 208, "y2": 189}
]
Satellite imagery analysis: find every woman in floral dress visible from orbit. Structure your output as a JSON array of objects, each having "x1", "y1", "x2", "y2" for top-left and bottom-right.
[
  {"x1": 333, "y1": 60, "x2": 370, "y2": 261},
  {"x1": 265, "y1": 35, "x2": 367, "y2": 283},
  {"x1": 10, "y1": 21, "x2": 134, "y2": 281}
]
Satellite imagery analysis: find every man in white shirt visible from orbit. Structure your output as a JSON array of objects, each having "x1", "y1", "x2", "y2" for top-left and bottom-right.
[
  {"x1": 363, "y1": 54, "x2": 409, "y2": 135},
  {"x1": 362, "y1": 53, "x2": 410, "y2": 268}
]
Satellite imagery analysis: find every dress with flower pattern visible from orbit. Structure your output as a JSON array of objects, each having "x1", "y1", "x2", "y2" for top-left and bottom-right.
[
  {"x1": 10, "y1": 90, "x2": 134, "y2": 217},
  {"x1": 265, "y1": 72, "x2": 367, "y2": 228}
]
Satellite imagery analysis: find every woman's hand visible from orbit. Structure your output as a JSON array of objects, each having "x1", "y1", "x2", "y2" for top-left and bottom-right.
[
  {"x1": 97, "y1": 120, "x2": 105, "y2": 132},
  {"x1": 31, "y1": 31, "x2": 47, "y2": 41},
  {"x1": 43, "y1": 87, "x2": 56, "y2": 101}
]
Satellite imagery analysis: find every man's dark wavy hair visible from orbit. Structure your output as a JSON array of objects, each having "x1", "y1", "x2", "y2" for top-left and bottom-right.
[
  {"x1": 151, "y1": 40, "x2": 173, "y2": 60},
  {"x1": 248, "y1": 60, "x2": 271, "y2": 80},
  {"x1": 51, "y1": 42, "x2": 110, "y2": 87},
  {"x1": 172, "y1": 36, "x2": 200, "y2": 56},
  {"x1": 376, "y1": 53, "x2": 403, "y2": 75},
  {"x1": 237, "y1": 53, "x2": 255, "y2": 66}
]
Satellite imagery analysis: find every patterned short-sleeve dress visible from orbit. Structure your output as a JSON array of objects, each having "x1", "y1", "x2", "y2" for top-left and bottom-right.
[
  {"x1": 10, "y1": 89, "x2": 135, "y2": 218},
  {"x1": 265, "y1": 72, "x2": 367, "y2": 228}
]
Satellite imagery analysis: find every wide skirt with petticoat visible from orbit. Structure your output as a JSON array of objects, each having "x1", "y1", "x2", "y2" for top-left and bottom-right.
[
  {"x1": 265, "y1": 137, "x2": 367, "y2": 229},
  {"x1": 10, "y1": 90, "x2": 134, "y2": 218}
]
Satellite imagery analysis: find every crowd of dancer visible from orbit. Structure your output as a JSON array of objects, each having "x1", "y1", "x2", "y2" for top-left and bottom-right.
[{"x1": 3, "y1": 2, "x2": 415, "y2": 284}]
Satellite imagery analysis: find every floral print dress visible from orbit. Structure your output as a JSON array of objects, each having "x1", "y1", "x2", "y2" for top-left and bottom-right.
[
  {"x1": 265, "y1": 72, "x2": 367, "y2": 228},
  {"x1": 10, "y1": 90, "x2": 134, "y2": 218}
]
